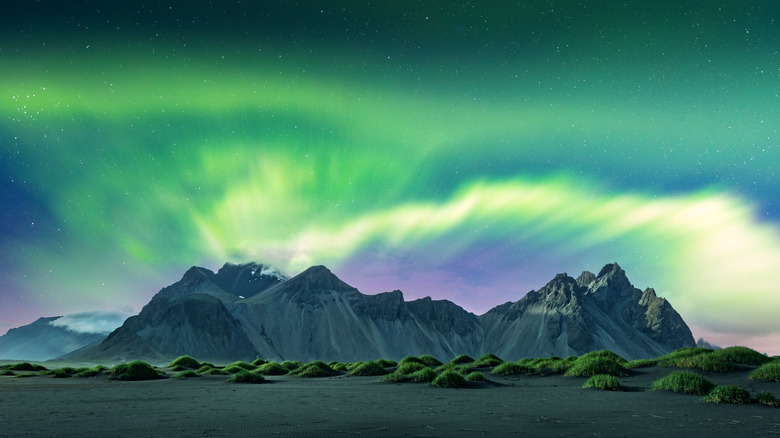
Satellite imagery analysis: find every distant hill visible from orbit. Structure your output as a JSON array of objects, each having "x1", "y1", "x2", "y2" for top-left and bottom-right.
[
  {"x1": 0, "y1": 315, "x2": 112, "y2": 361},
  {"x1": 62, "y1": 261, "x2": 694, "y2": 363}
]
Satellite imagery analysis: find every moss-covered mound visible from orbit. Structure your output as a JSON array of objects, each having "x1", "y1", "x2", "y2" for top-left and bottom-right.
[
  {"x1": 167, "y1": 355, "x2": 201, "y2": 370},
  {"x1": 757, "y1": 392, "x2": 779, "y2": 407},
  {"x1": 449, "y1": 354, "x2": 475, "y2": 365},
  {"x1": 348, "y1": 361, "x2": 388, "y2": 376},
  {"x1": 563, "y1": 355, "x2": 629, "y2": 377},
  {"x1": 651, "y1": 370, "x2": 715, "y2": 396},
  {"x1": 225, "y1": 361, "x2": 257, "y2": 371},
  {"x1": 703, "y1": 385, "x2": 752, "y2": 404},
  {"x1": 432, "y1": 371, "x2": 470, "y2": 388},
  {"x1": 226, "y1": 370, "x2": 267, "y2": 384},
  {"x1": 582, "y1": 374, "x2": 623, "y2": 391},
  {"x1": 256, "y1": 362, "x2": 291, "y2": 376},
  {"x1": 175, "y1": 370, "x2": 200, "y2": 379},
  {"x1": 5, "y1": 363, "x2": 47, "y2": 372},
  {"x1": 396, "y1": 361, "x2": 429, "y2": 375},
  {"x1": 376, "y1": 359, "x2": 397, "y2": 368},
  {"x1": 418, "y1": 355, "x2": 443, "y2": 367},
  {"x1": 491, "y1": 362, "x2": 537, "y2": 376},
  {"x1": 465, "y1": 371, "x2": 487, "y2": 382},
  {"x1": 251, "y1": 358, "x2": 268, "y2": 367},
  {"x1": 110, "y1": 361, "x2": 165, "y2": 381},
  {"x1": 410, "y1": 367, "x2": 437, "y2": 383},
  {"x1": 398, "y1": 356, "x2": 426, "y2": 366},
  {"x1": 473, "y1": 354, "x2": 503, "y2": 368},
  {"x1": 749, "y1": 361, "x2": 780, "y2": 382},
  {"x1": 291, "y1": 361, "x2": 336, "y2": 378},
  {"x1": 280, "y1": 360, "x2": 304, "y2": 372}
]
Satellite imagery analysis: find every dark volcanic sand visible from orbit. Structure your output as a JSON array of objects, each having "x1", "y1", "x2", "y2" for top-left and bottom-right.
[{"x1": 1, "y1": 366, "x2": 778, "y2": 437}]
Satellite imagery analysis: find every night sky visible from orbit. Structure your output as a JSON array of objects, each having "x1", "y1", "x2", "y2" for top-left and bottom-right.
[{"x1": 1, "y1": 1, "x2": 778, "y2": 354}]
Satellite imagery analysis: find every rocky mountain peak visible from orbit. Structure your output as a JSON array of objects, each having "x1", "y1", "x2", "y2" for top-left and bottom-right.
[
  {"x1": 211, "y1": 262, "x2": 286, "y2": 298},
  {"x1": 286, "y1": 265, "x2": 356, "y2": 293},
  {"x1": 576, "y1": 271, "x2": 596, "y2": 287}
]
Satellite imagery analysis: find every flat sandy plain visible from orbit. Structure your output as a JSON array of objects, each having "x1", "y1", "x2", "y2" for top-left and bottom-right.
[{"x1": 1, "y1": 362, "x2": 778, "y2": 437}]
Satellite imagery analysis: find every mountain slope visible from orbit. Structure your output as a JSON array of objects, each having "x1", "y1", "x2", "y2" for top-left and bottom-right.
[
  {"x1": 480, "y1": 263, "x2": 694, "y2": 359},
  {"x1": 0, "y1": 316, "x2": 108, "y2": 361}
]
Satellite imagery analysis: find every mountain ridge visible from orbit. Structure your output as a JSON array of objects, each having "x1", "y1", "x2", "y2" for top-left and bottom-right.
[{"x1": 48, "y1": 261, "x2": 696, "y2": 363}]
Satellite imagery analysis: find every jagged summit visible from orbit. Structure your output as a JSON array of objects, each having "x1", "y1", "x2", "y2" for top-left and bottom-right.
[{"x1": 283, "y1": 265, "x2": 356, "y2": 293}]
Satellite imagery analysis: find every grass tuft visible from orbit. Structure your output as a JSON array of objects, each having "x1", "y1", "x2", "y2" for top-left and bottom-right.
[
  {"x1": 110, "y1": 361, "x2": 165, "y2": 381},
  {"x1": 418, "y1": 355, "x2": 443, "y2": 367},
  {"x1": 226, "y1": 370, "x2": 266, "y2": 384},
  {"x1": 564, "y1": 356, "x2": 629, "y2": 377},
  {"x1": 175, "y1": 370, "x2": 200, "y2": 379},
  {"x1": 410, "y1": 367, "x2": 438, "y2": 383},
  {"x1": 348, "y1": 361, "x2": 388, "y2": 376},
  {"x1": 199, "y1": 368, "x2": 229, "y2": 376},
  {"x1": 376, "y1": 359, "x2": 397, "y2": 368},
  {"x1": 748, "y1": 362, "x2": 780, "y2": 382},
  {"x1": 473, "y1": 353, "x2": 504, "y2": 368},
  {"x1": 8, "y1": 363, "x2": 47, "y2": 372},
  {"x1": 396, "y1": 361, "x2": 429, "y2": 375},
  {"x1": 651, "y1": 371, "x2": 715, "y2": 396},
  {"x1": 255, "y1": 362, "x2": 290, "y2": 376},
  {"x1": 582, "y1": 374, "x2": 623, "y2": 391},
  {"x1": 291, "y1": 361, "x2": 336, "y2": 378},
  {"x1": 625, "y1": 359, "x2": 657, "y2": 369},
  {"x1": 167, "y1": 355, "x2": 201, "y2": 369},
  {"x1": 465, "y1": 371, "x2": 487, "y2": 382},
  {"x1": 492, "y1": 362, "x2": 538, "y2": 376},
  {"x1": 432, "y1": 370, "x2": 470, "y2": 388},
  {"x1": 225, "y1": 361, "x2": 257, "y2": 371},
  {"x1": 251, "y1": 358, "x2": 268, "y2": 367},
  {"x1": 703, "y1": 385, "x2": 752, "y2": 404},
  {"x1": 450, "y1": 354, "x2": 475, "y2": 364},
  {"x1": 398, "y1": 356, "x2": 426, "y2": 366},
  {"x1": 714, "y1": 346, "x2": 771, "y2": 366},
  {"x1": 757, "y1": 392, "x2": 779, "y2": 408},
  {"x1": 280, "y1": 360, "x2": 304, "y2": 372},
  {"x1": 379, "y1": 372, "x2": 408, "y2": 383}
]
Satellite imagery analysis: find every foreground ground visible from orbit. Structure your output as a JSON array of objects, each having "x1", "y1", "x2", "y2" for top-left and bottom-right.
[{"x1": 1, "y1": 364, "x2": 778, "y2": 437}]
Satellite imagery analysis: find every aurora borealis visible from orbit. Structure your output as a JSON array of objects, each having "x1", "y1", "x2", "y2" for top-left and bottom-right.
[{"x1": 1, "y1": 2, "x2": 778, "y2": 354}]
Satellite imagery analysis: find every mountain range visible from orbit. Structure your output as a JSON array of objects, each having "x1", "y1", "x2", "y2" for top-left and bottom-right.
[{"x1": 53, "y1": 261, "x2": 694, "y2": 363}]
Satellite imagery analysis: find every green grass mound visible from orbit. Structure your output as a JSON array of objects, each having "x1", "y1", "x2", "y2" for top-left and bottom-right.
[
  {"x1": 376, "y1": 359, "x2": 397, "y2": 368},
  {"x1": 225, "y1": 361, "x2": 257, "y2": 371},
  {"x1": 657, "y1": 347, "x2": 714, "y2": 368},
  {"x1": 418, "y1": 355, "x2": 443, "y2": 367},
  {"x1": 432, "y1": 371, "x2": 470, "y2": 388},
  {"x1": 74, "y1": 367, "x2": 104, "y2": 378},
  {"x1": 110, "y1": 361, "x2": 165, "y2": 381},
  {"x1": 292, "y1": 361, "x2": 336, "y2": 378},
  {"x1": 713, "y1": 346, "x2": 771, "y2": 366},
  {"x1": 703, "y1": 385, "x2": 752, "y2": 404},
  {"x1": 651, "y1": 371, "x2": 715, "y2": 396},
  {"x1": 564, "y1": 356, "x2": 629, "y2": 377},
  {"x1": 167, "y1": 355, "x2": 201, "y2": 370},
  {"x1": 625, "y1": 359, "x2": 657, "y2": 369},
  {"x1": 51, "y1": 368, "x2": 73, "y2": 378},
  {"x1": 0, "y1": 370, "x2": 15, "y2": 376},
  {"x1": 396, "y1": 361, "x2": 429, "y2": 375},
  {"x1": 398, "y1": 356, "x2": 426, "y2": 366},
  {"x1": 749, "y1": 362, "x2": 780, "y2": 382},
  {"x1": 255, "y1": 362, "x2": 290, "y2": 376},
  {"x1": 280, "y1": 360, "x2": 303, "y2": 372},
  {"x1": 7, "y1": 363, "x2": 47, "y2": 372},
  {"x1": 328, "y1": 362, "x2": 348, "y2": 372},
  {"x1": 757, "y1": 392, "x2": 779, "y2": 407},
  {"x1": 491, "y1": 362, "x2": 537, "y2": 376},
  {"x1": 529, "y1": 357, "x2": 571, "y2": 374},
  {"x1": 223, "y1": 365, "x2": 248, "y2": 374},
  {"x1": 410, "y1": 367, "x2": 437, "y2": 383},
  {"x1": 175, "y1": 370, "x2": 200, "y2": 379},
  {"x1": 226, "y1": 370, "x2": 267, "y2": 384},
  {"x1": 348, "y1": 361, "x2": 388, "y2": 376},
  {"x1": 694, "y1": 354, "x2": 741, "y2": 373},
  {"x1": 379, "y1": 372, "x2": 408, "y2": 383},
  {"x1": 465, "y1": 371, "x2": 487, "y2": 382},
  {"x1": 15, "y1": 372, "x2": 38, "y2": 378},
  {"x1": 450, "y1": 354, "x2": 475, "y2": 364},
  {"x1": 473, "y1": 354, "x2": 504, "y2": 368},
  {"x1": 578, "y1": 350, "x2": 627, "y2": 364},
  {"x1": 251, "y1": 358, "x2": 268, "y2": 367},
  {"x1": 582, "y1": 374, "x2": 623, "y2": 391},
  {"x1": 199, "y1": 368, "x2": 230, "y2": 376}
]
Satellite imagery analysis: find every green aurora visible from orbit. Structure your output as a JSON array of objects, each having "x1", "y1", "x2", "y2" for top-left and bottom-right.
[{"x1": 1, "y1": 1, "x2": 778, "y2": 353}]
